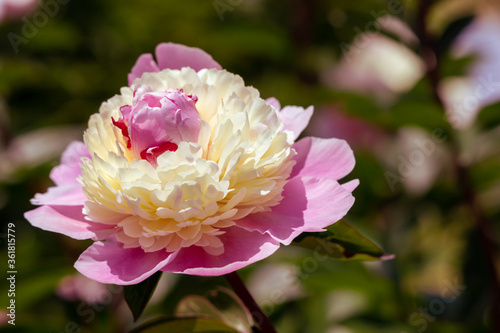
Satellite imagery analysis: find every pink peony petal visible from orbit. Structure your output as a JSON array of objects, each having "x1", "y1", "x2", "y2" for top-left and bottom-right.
[
  {"x1": 140, "y1": 142, "x2": 178, "y2": 165},
  {"x1": 75, "y1": 239, "x2": 175, "y2": 285},
  {"x1": 265, "y1": 97, "x2": 313, "y2": 140},
  {"x1": 161, "y1": 227, "x2": 280, "y2": 276},
  {"x1": 129, "y1": 89, "x2": 201, "y2": 160},
  {"x1": 236, "y1": 176, "x2": 355, "y2": 245},
  {"x1": 24, "y1": 205, "x2": 112, "y2": 240},
  {"x1": 291, "y1": 137, "x2": 355, "y2": 181},
  {"x1": 128, "y1": 53, "x2": 160, "y2": 85},
  {"x1": 112, "y1": 114, "x2": 132, "y2": 149},
  {"x1": 279, "y1": 105, "x2": 314, "y2": 140},
  {"x1": 342, "y1": 179, "x2": 359, "y2": 192},
  {"x1": 265, "y1": 97, "x2": 281, "y2": 111},
  {"x1": 155, "y1": 42, "x2": 222, "y2": 72},
  {"x1": 49, "y1": 141, "x2": 90, "y2": 186},
  {"x1": 128, "y1": 43, "x2": 222, "y2": 86},
  {"x1": 31, "y1": 184, "x2": 87, "y2": 206}
]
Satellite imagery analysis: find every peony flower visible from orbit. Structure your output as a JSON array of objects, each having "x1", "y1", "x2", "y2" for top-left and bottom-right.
[
  {"x1": 25, "y1": 43, "x2": 358, "y2": 285},
  {"x1": 309, "y1": 105, "x2": 387, "y2": 152},
  {"x1": 56, "y1": 273, "x2": 113, "y2": 304}
]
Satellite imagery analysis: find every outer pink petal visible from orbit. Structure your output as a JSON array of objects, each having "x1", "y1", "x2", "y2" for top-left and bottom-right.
[
  {"x1": 161, "y1": 227, "x2": 280, "y2": 276},
  {"x1": 50, "y1": 141, "x2": 90, "y2": 186},
  {"x1": 31, "y1": 184, "x2": 87, "y2": 206},
  {"x1": 279, "y1": 105, "x2": 314, "y2": 140},
  {"x1": 155, "y1": 42, "x2": 222, "y2": 72},
  {"x1": 24, "y1": 205, "x2": 113, "y2": 240},
  {"x1": 237, "y1": 176, "x2": 355, "y2": 245},
  {"x1": 291, "y1": 137, "x2": 355, "y2": 181},
  {"x1": 75, "y1": 239, "x2": 175, "y2": 285},
  {"x1": 128, "y1": 53, "x2": 160, "y2": 85},
  {"x1": 342, "y1": 179, "x2": 359, "y2": 192},
  {"x1": 265, "y1": 97, "x2": 281, "y2": 111}
]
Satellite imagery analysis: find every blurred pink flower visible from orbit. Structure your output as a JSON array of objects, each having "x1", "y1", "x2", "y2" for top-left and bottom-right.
[
  {"x1": 309, "y1": 105, "x2": 387, "y2": 151},
  {"x1": 247, "y1": 263, "x2": 306, "y2": 305},
  {"x1": 0, "y1": 0, "x2": 37, "y2": 21},
  {"x1": 56, "y1": 273, "x2": 112, "y2": 304},
  {"x1": 440, "y1": 13, "x2": 500, "y2": 129},
  {"x1": 0, "y1": 310, "x2": 8, "y2": 327},
  {"x1": 0, "y1": 126, "x2": 84, "y2": 182},
  {"x1": 25, "y1": 43, "x2": 357, "y2": 285},
  {"x1": 383, "y1": 127, "x2": 450, "y2": 195},
  {"x1": 323, "y1": 17, "x2": 424, "y2": 102},
  {"x1": 309, "y1": 106, "x2": 451, "y2": 195}
]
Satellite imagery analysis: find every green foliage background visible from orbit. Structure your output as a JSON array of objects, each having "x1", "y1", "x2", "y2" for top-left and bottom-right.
[{"x1": 0, "y1": 0, "x2": 499, "y2": 332}]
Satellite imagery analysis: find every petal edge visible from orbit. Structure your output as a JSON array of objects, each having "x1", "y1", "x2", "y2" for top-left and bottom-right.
[
  {"x1": 24, "y1": 205, "x2": 112, "y2": 240},
  {"x1": 291, "y1": 136, "x2": 355, "y2": 181},
  {"x1": 161, "y1": 227, "x2": 280, "y2": 276},
  {"x1": 75, "y1": 239, "x2": 175, "y2": 285},
  {"x1": 237, "y1": 176, "x2": 355, "y2": 245}
]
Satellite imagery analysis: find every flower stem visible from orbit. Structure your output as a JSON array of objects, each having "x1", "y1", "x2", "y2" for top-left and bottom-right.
[{"x1": 224, "y1": 271, "x2": 277, "y2": 333}]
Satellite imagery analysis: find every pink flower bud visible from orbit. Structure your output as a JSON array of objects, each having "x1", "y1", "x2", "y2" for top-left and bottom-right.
[{"x1": 114, "y1": 87, "x2": 201, "y2": 165}]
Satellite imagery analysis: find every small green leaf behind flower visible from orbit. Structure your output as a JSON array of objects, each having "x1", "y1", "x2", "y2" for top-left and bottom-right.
[
  {"x1": 129, "y1": 287, "x2": 253, "y2": 333},
  {"x1": 176, "y1": 287, "x2": 255, "y2": 333},
  {"x1": 126, "y1": 220, "x2": 390, "y2": 327},
  {"x1": 129, "y1": 316, "x2": 239, "y2": 333},
  {"x1": 292, "y1": 220, "x2": 394, "y2": 261},
  {"x1": 124, "y1": 271, "x2": 163, "y2": 322}
]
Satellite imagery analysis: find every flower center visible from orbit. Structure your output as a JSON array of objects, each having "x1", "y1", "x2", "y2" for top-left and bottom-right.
[
  {"x1": 111, "y1": 87, "x2": 201, "y2": 165},
  {"x1": 111, "y1": 106, "x2": 132, "y2": 149},
  {"x1": 139, "y1": 141, "x2": 178, "y2": 164}
]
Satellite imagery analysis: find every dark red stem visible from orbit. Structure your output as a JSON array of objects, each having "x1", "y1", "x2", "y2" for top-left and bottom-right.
[{"x1": 224, "y1": 272, "x2": 277, "y2": 333}]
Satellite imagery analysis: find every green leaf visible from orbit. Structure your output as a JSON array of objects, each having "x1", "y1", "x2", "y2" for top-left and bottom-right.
[
  {"x1": 292, "y1": 220, "x2": 393, "y2": 261},
  {"x1": 129, "y1": 316, "x2": 239, "y2": 333},
  {"x1": 476, "y1": 102, "x2": 500, "y2": 131},
  {"x1": 388, "y1": 96, "x2": 446, "y2": 131},
  {"x1": 440, "y1": 54, "x2": 476, "y2": 78},
  {"x1": 176, "y1": 287, "x2": 254, "y2": 333},
  {"x1": 124, "y1": 271, "x2": 162, "y2": 322},
  {"x1": 437, "y1": 16, "x2": 474, "y2": 57}
]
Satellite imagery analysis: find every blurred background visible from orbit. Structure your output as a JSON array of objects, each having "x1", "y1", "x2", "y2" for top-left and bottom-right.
[{"x1": 1, "y1": 0, "x2": 500, "y2": 332}]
